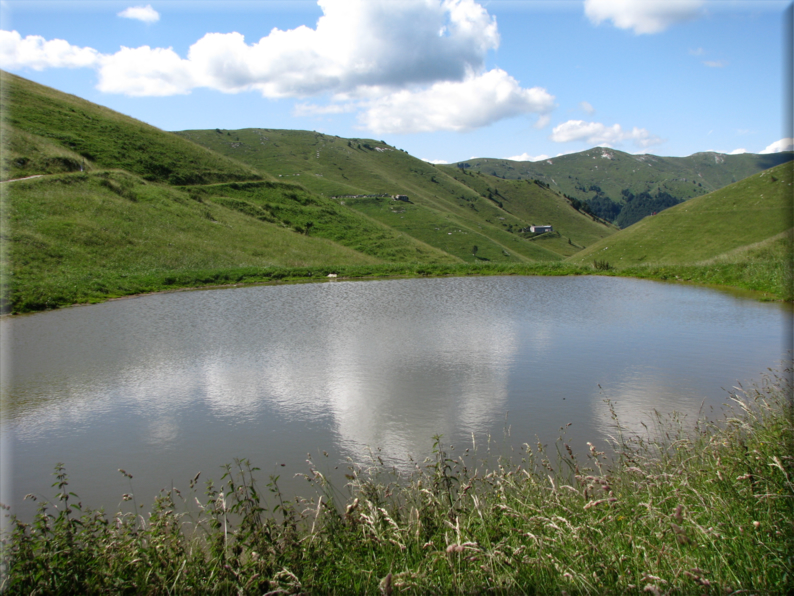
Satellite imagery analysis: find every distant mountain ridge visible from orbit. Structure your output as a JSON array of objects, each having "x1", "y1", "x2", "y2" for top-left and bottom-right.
[
  {"x1": 449, "y1": 148, "x2": 794, "y2": 227},
  {"x1": 566, "y1": 160, "x2": 792, "y2": 269}
]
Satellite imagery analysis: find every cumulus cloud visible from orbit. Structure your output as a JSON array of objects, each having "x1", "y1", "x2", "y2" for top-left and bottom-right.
[
  {"x1": 506, "y1": 153, "x2": 550, "y2": 161},
  {"x1": 423, "y1": 158, "x2": 449, "y2": 164},
  {"x1": 359, "y1": 69, "x2": 554, "y2": 134},
  {"x1": 97, "y1": 0, "x2": 499, "y2": 98},
  {"x1": 96, "y1": 45, "x2": 193, "y2": 96},
  {"x1": 0, "y1": 30, "x2": 101, "y2": 70},
  {"x1": 118, "y1": 4, "x2": 160, "y2": 24},
  {"x1": 550, "y1": 119, "x2": 663, "y2": 148},
  {"x1": 0, "y1": 0, "x2": 557, "y2": 134},
  {"x1": 579, "y1": 101, "x2": 595, "y2": 114},
  {"x1": 584, "y1": 0, "x2": 705, "y2": 34},
  {"x1": 760, "y1": 138, "x2": 794, "y2": 154},
  {"x1": 729, "y1": 148, "x2": 746, "y2": 155}
]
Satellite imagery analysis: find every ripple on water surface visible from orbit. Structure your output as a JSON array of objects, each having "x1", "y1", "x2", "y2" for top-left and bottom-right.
[{"x1": 1, "y1": 276, "x2": 788, "y2": 520}]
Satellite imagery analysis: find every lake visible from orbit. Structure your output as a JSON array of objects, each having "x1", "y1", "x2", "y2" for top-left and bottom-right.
[{"x1": 0, "y1": 275, "x2": 789, "y2": 521}]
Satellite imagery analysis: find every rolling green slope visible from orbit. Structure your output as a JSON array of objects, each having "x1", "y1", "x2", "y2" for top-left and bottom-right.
[
  {"x1": 176, "y1": 128, "x2": 614, "y2": 261},
  {"x1": 4, "y1": 71, "x2": 785, "y2": 310},
  {"x1": 439, "y1": 166, "x2": 618, "y2": 257},
  {"x1": 0, "y1": 72, "x2": 459, "y2": 267},
  {"x1": 455, "y1": 147, "x2": 793, "y2": 227},
  {"x1": 1, "y1": 70, "x2": 264, "y2": 185},
  {"x1": 567, "y1": 161, "x2": 793, "y2": 266},
  {"x1": 1, "y1": 73, "x2": 465, "y2": 312},
  {"x1": 3, "y1": 170, "x2": 383, "y2": 311},
  {"x1": 181, "y1": 180, "x2": 458, "y2": 264},
  {"x1": 1, "y1": 121, "x2": 92, "y2": 180}
]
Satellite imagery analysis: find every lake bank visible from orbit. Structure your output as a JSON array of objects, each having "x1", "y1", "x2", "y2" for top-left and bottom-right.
[{"x1": 2, "y1": 258, "x2": 789, "y2": 315}]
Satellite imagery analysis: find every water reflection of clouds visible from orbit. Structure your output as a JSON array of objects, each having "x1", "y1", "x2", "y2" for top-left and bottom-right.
[
  {"x1": 198, "y1": 278, "x2": 522, "y2": 466},
  {"x1": 591, "y1": 366, "x2": 713, "y2": 440},
  {"x1": 23, "y1": 278, "x2": 521, "y2": 466},
  {"x1": 144, "y1": 417, "x2": 180, "y2": 446},
  {"x1": 4, "y1": 277, "x2": 787, "y2": 469}
]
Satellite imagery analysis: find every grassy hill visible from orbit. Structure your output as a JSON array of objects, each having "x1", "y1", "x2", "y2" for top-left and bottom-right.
[
  {"x1": 0, "y1": 71, "x2": 265, "y2": 185},
  {"x1": 1, "y1": 71, "x2": 789, "y2": 311},
  {"x1": 454, "y1": 147, "x2": 794, "y2": 227},
  {"x1": 3, "y1": 170, "x2": 388, "y2": 311},
  {"x1": 0, "y1": 72, "x2": 468, "y2": 312},
  {"x1": 566, "y1": 161, "x2": 792, "y2": 267},
  {"x1": 176, "y1": 128, "x2": 615, "y2": 262},
  {"x1": 438, "y1": 166, "x2": 617, "y2": 257},
  {"x1": 179, "y1": 179, "x2": 458, "y2": 264}
]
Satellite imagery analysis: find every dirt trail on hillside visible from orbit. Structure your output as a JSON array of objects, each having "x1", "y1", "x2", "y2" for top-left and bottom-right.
[{"x1": 1, "y1": 175, "x2": 44, "y2": 183}]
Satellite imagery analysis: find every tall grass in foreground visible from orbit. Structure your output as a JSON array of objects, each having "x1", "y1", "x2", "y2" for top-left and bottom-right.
[{"x1": 1, "y1": 370, "x2": 792, "y2": 595}]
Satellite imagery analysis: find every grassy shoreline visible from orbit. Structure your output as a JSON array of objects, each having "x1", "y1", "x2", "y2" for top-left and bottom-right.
[
  {"x1": 3, "y1": 259, "x2": 790, "y2": 315},
  {"x1": 2, "y1": 369, "x2": 792, "y2": 594}
]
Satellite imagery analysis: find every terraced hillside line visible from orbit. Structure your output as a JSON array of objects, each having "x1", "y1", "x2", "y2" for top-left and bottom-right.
[{"x1": 176, "y1": 178, "x2": 460, "y2": 265}]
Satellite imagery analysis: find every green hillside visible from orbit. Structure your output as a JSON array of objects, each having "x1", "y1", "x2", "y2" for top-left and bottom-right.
[
  {"x1": 455, "y1": 148, "x2": 793, "y2": 227},
  {"x1": 180, "y1": 180, "x2": 458, "y2": 264},
  {"x1": 567, "y1": 161, "x2": 793, "y2": 267},
  {"x1": 176, "y1": 128, "x2": 614, "y2": 262},
  {"x1": 0, "y1": 72, "x2": 466, "y2": 312},
  {"x1": 1, "y1": 71, "x2": 788, "y2": 312},
  {"x1": 439, "y1": 166, "x2": 617, "y2": 257},
  {"x1": 0, "y1": 71, "x2": 265, "y2": 185},
  {"x1": 3, "y1": 170, "x2": 387, "y2": 311}
]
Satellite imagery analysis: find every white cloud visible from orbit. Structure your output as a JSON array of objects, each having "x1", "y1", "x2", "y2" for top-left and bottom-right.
[
  {"x1": 689, "y1": 47, "x2": 705, "y2": 55},
  {"x1": 101, "y1": 0, "x2": 499, "y2": 98},
  {"x1": 0, "y1": 30, "x2": 100, "y2": 70},
  {"x1": 584, "y1": 0, "x2": 705, "y2": 34},
  {"x1": 0, "y1": 0, "x2": 557, "y2": 134},
  {"x1": 423, "y1": 158, "x2": 449, "y2": 164},
  {"x1": 760, "y1": 138, "x2": 794, "y2": 154},
  {"x1": 358, "y1": 69, "x2": 555, "y2": 134},
  {"x1": 703, "y1": 60, "x2": 727, "y2": 68},
  {"x1": 579, "y1": 101, "x2": 595, "y2": 114},
  {"x1": 118, "y1": 4, "x2": 160, "y2": 24},
  {"x1": 506, "y1": 153, "x2": 549, "y2": 161},
  {"x1": 96, "y1": 45, "x2": 193, "y2": 96},
  {"x1": 729, "y1": 148, "x2": 747, "y2": 155},
  {"x1": 293, "y1": 102, "x2": 356, "y2": 117},
  {"x1": 2, "y1": 0, "x2": 499, "y2": 98},
  {"x1": 550, "y1": 119, "x2": 663, "y2": 148}
]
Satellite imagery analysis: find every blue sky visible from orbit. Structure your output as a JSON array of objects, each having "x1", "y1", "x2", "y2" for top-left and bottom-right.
[{"x1": 1, "y1": 0, "x2": 791, "y2": 164}]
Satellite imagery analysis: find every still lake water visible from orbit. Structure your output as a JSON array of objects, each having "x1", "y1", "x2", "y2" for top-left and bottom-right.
[{"x1": 1, "y1": 276, "x2": 789, "y2": 520}]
